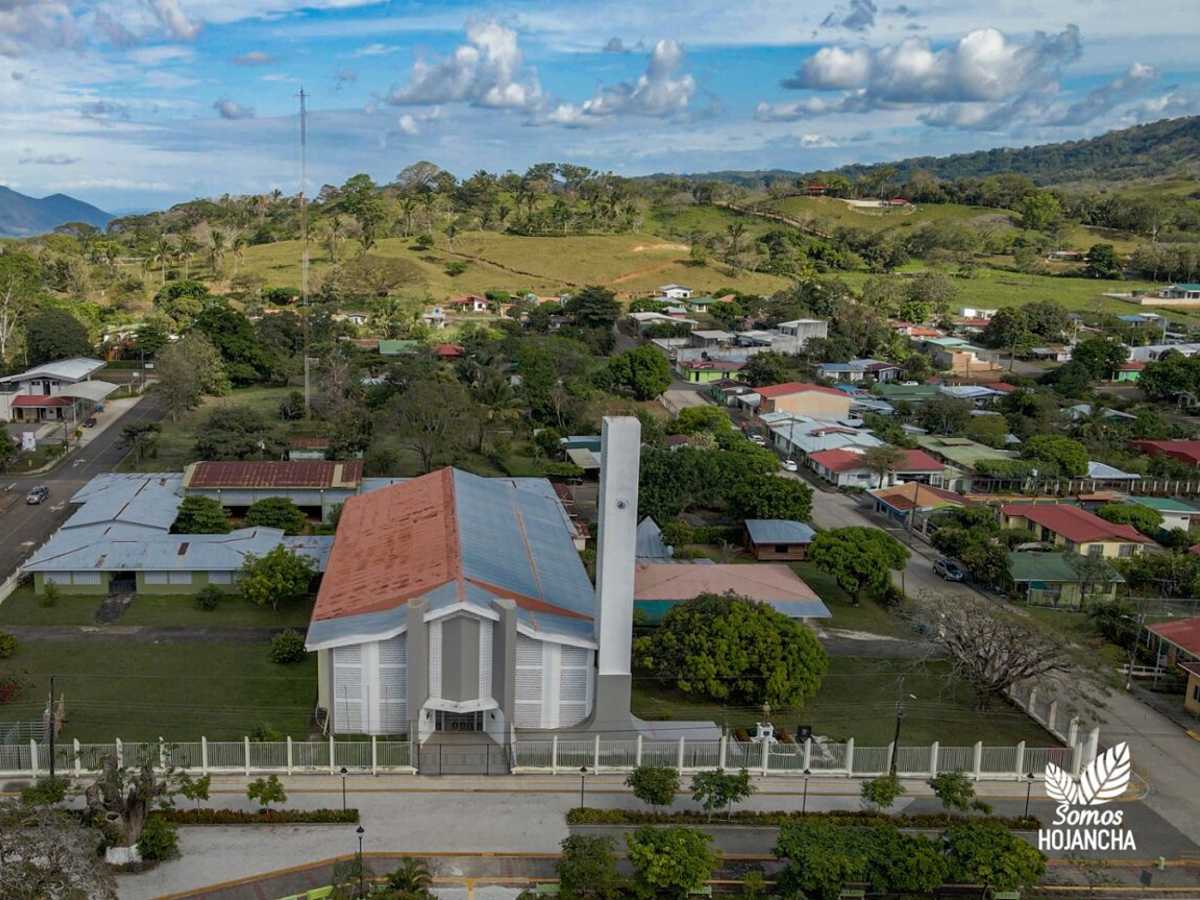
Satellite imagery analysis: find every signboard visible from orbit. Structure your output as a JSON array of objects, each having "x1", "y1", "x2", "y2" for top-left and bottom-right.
[{"x1": 20, "y1": 431, "x2": 36, "y2": 452}]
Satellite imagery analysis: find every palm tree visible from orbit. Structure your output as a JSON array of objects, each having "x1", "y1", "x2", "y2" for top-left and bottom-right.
[
  {"x1": 152, "y1": 237, "x2": 174, "y2": 286},
  {"x1": 209, "y1": 230, "x2": 227, "y2": 276},
  {"x1": 725, "y1": 221, "x2": 747, "y2": 266},
  {"x1": 178, "y1": 235, "x2": 201, "y2": 280},
  {"x1": 386, "y1": 858, "x2": 432, "y2": 896},
  {"x1": 398, "y1": 194, "x2": 418, "y2": 236},
  {"x1": 231, "y1": 233, "x2": 246, "y2": 278},
  {"x1": 323, "y1": 215, "x2": 344, "y2": 262}
]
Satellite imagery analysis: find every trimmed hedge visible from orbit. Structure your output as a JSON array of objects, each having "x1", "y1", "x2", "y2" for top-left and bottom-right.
[
  {"x1": 566, "y1": 807, "x2": 1039, "y2": 831},
  {"x1": 157, "y1": 808, "x2": 358, "y2": 825}
]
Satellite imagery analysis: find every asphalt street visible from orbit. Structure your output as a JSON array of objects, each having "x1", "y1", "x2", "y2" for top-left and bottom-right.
[{"x1": 0, "y1": 394, "x2": 165, "y2": 582}]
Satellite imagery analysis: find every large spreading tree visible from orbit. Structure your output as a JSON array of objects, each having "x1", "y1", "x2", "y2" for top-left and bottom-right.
[
  {"x1": 634, "y1": 593, "x2": 828, "y2": 707},
  {"x1": 809, "y1": 527, "x2": 909, "y2": 603}
]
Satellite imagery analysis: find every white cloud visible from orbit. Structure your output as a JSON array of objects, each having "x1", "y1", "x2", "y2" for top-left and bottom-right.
[
  {"x1": 128, "y1": 44, "x2": 195, "y2": 65},
  {"x1": 386, "y1": 20, "x2": 541, "y2": 110},
  {"x1": 754, "y1": 96, "x2": 846, "y2": 121},
  {"x1": 784, "y1": 26, "x2": 1081, "y2": 104},
  {"x1": 213, "y1": 97, "x2": 254, "y2": 119},
  {"x1": 396, "y1": 113, "x2": 419, "y2": 135},
  {"x1": 146, "y1": 0, "x2": 201, "y2": 42},
  {"x1": 821, "y1": 0, "x2": 878, "y2": 32},
  {"x1": 18, "y1": 149, "x2": 80, "y2": 165},
  {"x1": 233, "y1": 50, "x2": 273, "y2": 65},
  {"x1": 352, "y1": 42, "x2": 399, "y2": 57},
  {"x1": 0, "y1": 0, "x2": 79, "y2": 57},
  {"x1": 540, "y1": 39, "x2": 696, "y2": 127}
]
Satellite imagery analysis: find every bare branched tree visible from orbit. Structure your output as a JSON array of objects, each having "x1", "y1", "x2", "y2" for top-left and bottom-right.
[{"x1": 0, "y1": 802, "x2": 117, "y2": 899}]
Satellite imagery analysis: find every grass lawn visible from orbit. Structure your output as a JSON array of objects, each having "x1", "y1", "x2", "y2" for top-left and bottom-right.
[
  {"x1": 632, "y1": 655, "x2": 1055, "y2": 746},
  {"x1": 1022, "y1": 605, "x2": 1127, "y2": 670},
  {"x1": 0, "y1": 587, "x2": 313, "y2": 629},
  {"x1": 791, "y1": 561, "x2": 915, "y2": 639},
  {"x1": 763, "y1": 197, "x2": 1009, "y2": 234},
  {"x1": 0, "y1": 637, "x2": 317, "y2": 742}
]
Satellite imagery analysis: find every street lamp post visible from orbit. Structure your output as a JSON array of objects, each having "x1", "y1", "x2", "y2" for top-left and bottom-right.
[
  {"x1": 889, "y1": 687, "x2": 918, "y2": 777},
  {"x1": 579, "y1": 766, "x2": 589, "y2": 809},
  {"x1": 802, "y1": 768, "x2": 810, "y2": 814},
  {"x1": 356, "y1": 825, "x2": 365, "y2": 897},
  {"x1": 1024, "y1": 771, "x2": 1036, "y2": 818},
  {"x1": 340, "y1": 766, "x2": 348, "y2": 812}
]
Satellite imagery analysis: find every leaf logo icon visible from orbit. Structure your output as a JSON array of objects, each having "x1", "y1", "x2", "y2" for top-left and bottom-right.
[
  {"x1": 1044, "y1": 761, "x2": 1079, "y2": 804},
  {"x1": 1078, "y1": 742, "x2": 1131, "y2": 806}
]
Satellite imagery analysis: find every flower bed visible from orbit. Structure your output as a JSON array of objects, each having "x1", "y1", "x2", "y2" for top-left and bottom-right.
[
  {"x1": 566, "y1": 807, "x2": 1039, "y2": 830},
  {"x1": 158, "y1": 808, "x2": 359, "y2": 825}
]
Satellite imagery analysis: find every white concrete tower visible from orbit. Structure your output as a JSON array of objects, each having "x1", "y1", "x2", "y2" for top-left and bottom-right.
[{"x1": 591, "y1": 415, "x2": 641, "y2": 729}]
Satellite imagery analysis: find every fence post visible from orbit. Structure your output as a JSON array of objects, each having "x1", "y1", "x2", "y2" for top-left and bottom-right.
[
  {"x1": 845, "y1": 738, "x2": 854, "y2": 776},
  {"x1": 29, "y1": 739, "x2": 37, "y2": 777},
  {"x1": 1067, "y1": 717, "x2": 1080, "y2": 750},
  {"x1": 243, "y1": 737, "x2": 250, "y2": 776},
  {"x1": 73, "y1": 738, "x2": 81, "y2": 778},
  {"x1": 1046, "y1": 701, "x2": 1058, "y2": 735},
  {"x1": 593, "y1": 734, "x2": 601, "y2": 770},
  {"x1": 635, "y1": 734, "x2": 643, "y2": 767},
  {"x1": 719, "y1": 735, "x2": 728, "y2": 770},
  {"x1": 1071, "y1": 740, "x2": 1084, "y2": 777},
  {"x1": 287, "y1": 737, "x2": 294, "y2": 775},
  {"x1": 551, "y1": 735, "x2": 559, "y2": 773},
  {"x1": 115, "y1": 738, "x2": 123, "y2": 769},
  {"x1": 803, "y1": 738, "x2": 812, "y2": 772},
  {"x1": 329, "y1": 735, "x2": 336, "y2": 774},
  {"x1": 677, "y1": 736, "x2": 686, "y2": 771},
  {"x1": 371, "y1": 735, "x2": 378, "y2": 776},
  {"x1": 886, "y1": 741, "x2": 896, "y2": 775},
  {"x1": 1086, "y1": 727, "x2": 1100, "y2": 765},
  {"x1": 1028, "y1": 688, "x2": 1039, "y2": 720},
  {"x1": 972, "y1": 742, "x2": 983, "y2": 781},
  {"x1": 1015, "y1": 741, "x2": 1025, "y2": 778},
  {"x1": 760, "y1": 738, "x2": 770, "y2": 776},
  {"x1": 201, "y1": 737, "x2": 208, "y2": 774},
  {"x1": 929, "y1": 742, "x2": 939, "y2": 777},
  {"x1": 159, "y1": 737, "x2": 166, "y2": 771}
]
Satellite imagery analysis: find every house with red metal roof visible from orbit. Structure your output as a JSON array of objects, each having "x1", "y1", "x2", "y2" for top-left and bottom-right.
[
  {"x1": 1147, "y1": 617, "x2": 1200, "y2": 717},
  {"x1": 1129, "y1": 440, "x2": 1200, "y2": 468},
  {"x1": 0, "y1": 357, "x2": 117, "y2": 424},
  {"x1": 999, "y1": 503, "x2": 1154, "y2": 559},
  {"x1": 633, "y1": 562, "x2": 829, "y2": 623},
  {"x1": 181, "y1": 460, "x2": 364, "y2": 520},
  {"x1": 807, "y1": 447, "x2": 946, "y2": 488}
]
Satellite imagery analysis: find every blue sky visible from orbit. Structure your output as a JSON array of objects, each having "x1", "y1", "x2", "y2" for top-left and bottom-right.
[{"x1": 2, "y1": 0, "x2": 1198, "y2": 211}]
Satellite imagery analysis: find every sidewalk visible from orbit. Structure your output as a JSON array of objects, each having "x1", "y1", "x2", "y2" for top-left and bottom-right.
[{"x1": 17, "y1": 391, "x2": 146, "y2": 476}]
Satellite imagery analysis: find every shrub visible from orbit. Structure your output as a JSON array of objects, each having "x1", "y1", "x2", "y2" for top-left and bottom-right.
[
  {"x1": 246, "y1": 774, "x2": 287, "y2": 810},
  {"x1": 445, "y1": 260, "x2": 468, "y2": 277},
  {"x1": 245, "y1": 497, "x2": 307, "y2": 535},
  {"x1": 194, "y1": 585, "x2": 223, "y2": 612},
  {"x1": 269, "y1": 629, "x2": 308, "y2": 664},
  {"x1": 20, "y1": 775, "x2": 69, "y2": 806},
  {"x1": 557, "y1": 834, "x2": 622, "y2": 900},
  {"x1": 564, "y1": 807, "x2": 1039, "y2": 830},
  {"x1": 177, "y1": 772, "x2": 212, "y2": 809},
  {"x1": 929, "y1": 771, "x2": 992, "y2": 814},
  {"x1": 38, "y1": 583, "x2": 60, "y2": 608},
  {"x1": 943, "y1": 822, "x2": 1046, "y2": 890},
  {"x1": 860, "y1": 774, "x2": 905, "y2": 811},
  {"x1": 137, "y1": 815, "x2": 179, "y2": 861},
  {"x1": 160, "y1": 807, "x2": 358, "y2": 825},
  {"x1": 625, "y1": 766, "x2": 680, "y2": 809},
  {"x1": 0, "y1": 630, "x2": 17, "y2": 659},
  {"x1": 0, "y1": 675, "x2": 22, "y2": 705},
  {"x1": 250, "y1": 722, "x2": 284, "y2": 742},
  {"x1": 690, "y1": 768, "x2": 755, "y2": 820},
  {"x1": 387, "y1": 858, "x2": 434, "y2": 895},
  {"x1": 626, "y1": 826, "x2": 719, "y2": 900}
]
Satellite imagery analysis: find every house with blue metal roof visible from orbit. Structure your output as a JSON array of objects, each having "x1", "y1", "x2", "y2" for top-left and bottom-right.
[{"x1": 744, "y1": 519, "x2": 816, "y2": 561}]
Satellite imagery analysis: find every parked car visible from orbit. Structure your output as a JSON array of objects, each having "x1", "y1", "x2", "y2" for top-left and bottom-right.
[
  {"x1": 782, "y1": 458, "x2": 799, "y2": 472},
  {"x1": 26, "y1": 485, "x2": 49, "y2": 505},
  {"x1": 933, "y1": 558, "x2": 965, "y2": 581},
  {"x1": 748, "y1": 433, "x2": 767, "y2": 446},
  {"x1": 83, "y1": 417, "x2": 98, "y2": 428}
]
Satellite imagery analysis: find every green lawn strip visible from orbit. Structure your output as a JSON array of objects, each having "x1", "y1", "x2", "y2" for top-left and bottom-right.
[
  {"x1": 1021, "y1": 606, "x2": 1126, "y2": 669},
  {"x1": 0, "y1": 587, "x2": 312, "y2": 629},
  {"x1": 632, "y1": 656, "x2": 1056, "y2": 747},
  {"x1": 790, "y1": 561, "x2": 914, "y2": 639},
  {"x1": 0, "y1": 638, "x2": 317, "y2": 742}
]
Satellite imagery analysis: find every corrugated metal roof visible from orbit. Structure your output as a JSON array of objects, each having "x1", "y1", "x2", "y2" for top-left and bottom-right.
[
  {"x1": 636, "y1": 518, "x2": 674, "y2": 559},
  {"x1": 633, "y1": 562, "x2": 830, "y2": 619},
  {"x1": 744, "y1": 520, "x2": 815, "y2": 545},
  {"x1": 24, "y1": 526, "x2": 292, "y2": 573},
  {"x1": 184, "y1": 460, "x2": 364, "y2": 489},
  {"x1": 1008, "y1": 551, "x2": 1122, "y2": 584},
  {"x1": 0, "y1": 357, "x2": 104, "y2": 384},
  {"x1": 63, "y1": 473, "x2": 182, "y2": 532}
]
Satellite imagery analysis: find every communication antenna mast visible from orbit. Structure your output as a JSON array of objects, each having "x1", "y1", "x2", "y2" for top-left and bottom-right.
[{"x1": 298, "y1": 86, "x2": 311, "y2": 416}]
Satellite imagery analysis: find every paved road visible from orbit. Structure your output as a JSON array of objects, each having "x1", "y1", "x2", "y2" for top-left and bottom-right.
[{"x1": 0, "y1": 394, "x2": 165, "y2": 583}]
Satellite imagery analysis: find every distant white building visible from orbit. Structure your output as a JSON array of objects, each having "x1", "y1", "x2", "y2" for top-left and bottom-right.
[
  {"x1": 657, "y1": 284, "x2": 693, "y2": 300},
  {"x1": 0, "y1": 357, "x2": 116, "y2": 424}
]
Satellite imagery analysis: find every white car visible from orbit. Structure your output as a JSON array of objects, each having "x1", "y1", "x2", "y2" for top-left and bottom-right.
[
  {"x1": 782, "y1": 458, "x2": 798, "y2": 472},
  {"x1": 748, "y1": 434, "x2": 767, "y2": 446}
]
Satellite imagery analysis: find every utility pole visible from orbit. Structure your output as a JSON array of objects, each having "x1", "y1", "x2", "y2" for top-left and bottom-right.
[
  {"x1": 298, "y1": 86, "x2": 311, "y2": 418},
  {"x1": 48, "y1": 674, "x2": 55, "y2": 778}
]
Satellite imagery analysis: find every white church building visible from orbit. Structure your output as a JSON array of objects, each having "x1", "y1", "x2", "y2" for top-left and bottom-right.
[{"x1": 304, "y1": 418, "x2": 646, "y2": 744}]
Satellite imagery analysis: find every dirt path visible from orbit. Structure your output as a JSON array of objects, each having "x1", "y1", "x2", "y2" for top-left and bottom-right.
[
  {"x1": 611, "y1": 259, "x2": 678, "y2": 285},
  {"x1": 445, "y1": 247, "x2": 578, "y2": 288},
  {"x1": 714, "y1": 200, "x2": 835, "y2": 239}
]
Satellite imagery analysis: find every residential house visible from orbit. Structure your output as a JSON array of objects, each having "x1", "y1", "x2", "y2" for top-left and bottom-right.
[
  {"x1": 678, "y1": 359, "x2": 744, "y2": 384},
  {"x1": 288, "y1": 436, "x2": 332, "y2": 461},
  {"x1": 1146, "y1": 617, "x2": 1200, "y2": 718},
  {"x1": 379, "y1": 340, "x2": 420, "y2": 356},
  {"x1": 869, "y1": 482, "x2": 967, "y2": 534},
  {"x1": 914, "y1": 436, "x2": 1017, "y2": 491},
  {"x1": 774, "y1": 319, "x2": 830, "y2": 351},
  {"x1": 755, "y1": 382, "x2": 852, "y2": 418},
  {"x1": 807, "y1": 447, "x2": 945, "y2": 489},
  {"x1": 1086, "y1": 461, "x2": 1142, "y2": 483},
  {"x1": 689, "y1": 329, "x2": 734, "y2": 349},
  {"x1": 919, "y1": 337, "x2": 1002, "y2": 375},
  {"x1": 938, "y1": 384, "x2": 1003, "y2": 408},
  {"x1": 743, "y1": 519, "x2": 815, "y2": 561},
  {"x1": 1007, "y1": 551, "x2": 1122, "y2": 608},
  {"x1": 633, "y1": 563, "x2": 830, "y2": 623},
  {"x1": 658, "y1": 284, "x2": 693, "y2": 300},
  {"x1": 448, "y1": 294, "x2": 489, "y2": 314},
  {"x1": 685, "y1": 296, "x2": 719, "y2": 313},
  {"x1": 181, "y1": 460, "x2": 364, "y2": 520},
  {"x1": 1066, "y1": 404, "x2": 1136, "y2": 424},
  {"x1": 1129, "y1": 440, "x2": 1200, "y2": 467},
  {"x1": 628, "y1": 311, "x2": 699, "y2": 333},
  {"x1": 1029, "y1": 346, "x2": 1072, "y2": 362},
  {"x1": 815, "y1": 359, "x2": 901, "y2": 383},
  {"x1": 1127, "y1": 343, "x2": 1200, "y2": 363},
  {"x1": 21, "y1": 473, "x2": 331, "y2": 596},
  {"x1": 999, "y1": 503, "x2": 1153, "y2": 558},
  {"x1": 1156, "y1": 283, "x2": 1200, "y2": 302},
  {"x1": 335, "y1": 311, "x2": 369, "y2": 327},
  {"x1": 764, "y1": 414, "x2": 882, "y2": 460},
  {"x1": 705, "y1": 380, "x2": 755, "y2": 407},
  {"x1": 435, "y1": 343, "x2": 465, "y2": 359},
  {"x1": 0, "y1": 357, "x2": 116, "y2": 424},
  {"x1": 1129, "y1": 496, "x2": 1200, "y2": 532},
  {"x1": 873, "y1": 383, "x2": 941, "y2": 406},
  {"x1": 421, "y1": 307, "x2": 448, "y2": 330},
  {"x1": 1113, "y1": 361, "x2": 1145, "y2": 382}
]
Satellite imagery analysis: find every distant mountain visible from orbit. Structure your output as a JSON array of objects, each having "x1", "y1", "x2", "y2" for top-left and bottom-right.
[
  {"x1": 645, "y1": 116, "x2": 1200, "y2": 189},
  {"x1": 0, "y1": 186, "x2": 113, "y2": 238}
]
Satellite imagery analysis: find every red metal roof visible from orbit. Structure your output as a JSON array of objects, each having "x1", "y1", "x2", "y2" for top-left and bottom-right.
[
  {"x1": 1001, "y1": 503, "x2": 1153, "y2": 545},
  {"x1": 871, "y1": 482, "x2": 966, "y2": 511},
  {"x1": 1148, "y1": 616, "x2": 1200, "y2": 657},
  {"x1": 184, "y1": 460, "x2": 363, "y2": 490},
  {"x1": 1130, "y1": 440, "x2": 1200, "y2": 465},
  {"x1": 434, "y1": 343, "x2": 464, "y2": 358},
  {"x1": 1119, "y1": 361, "x2": 1146, "y2": 371},
  {"x1": 808, "y1": 449, "x2": 869, "y2": 472},
  {"x1": 757, "y1": 381, "x2": 848, "y2": 399},
  {"x1": 11, "y1": 395, "x2": 73, "y2": 407}
]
